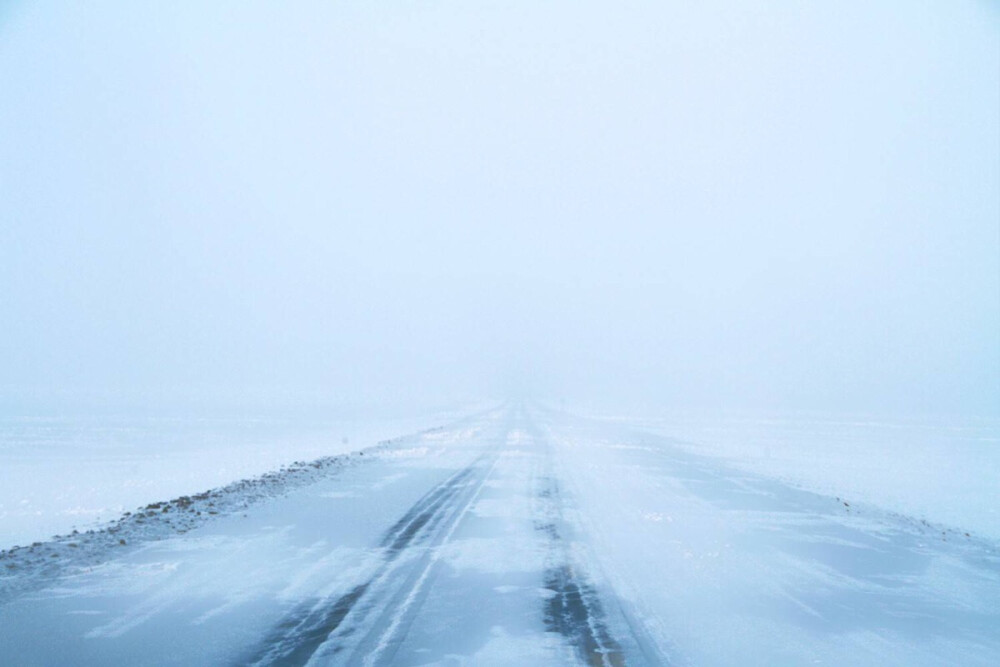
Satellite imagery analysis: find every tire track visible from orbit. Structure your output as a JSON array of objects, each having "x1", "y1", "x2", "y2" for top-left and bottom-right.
[
  {"x1": 534, "y1": 474, "x2": 626, "y2": 667},
  {"x1": 528, "y1": 414, "x2": 664, "y2": 667},
  {"x1": 247, "y1": 407, "x2": 663, "y2": 666},
  {"x1": 244, "y1": 451, "x2": 498, "y2": 666},
  {"x1": 346, "y1": 450, "x2": 502, "y2": 667}
]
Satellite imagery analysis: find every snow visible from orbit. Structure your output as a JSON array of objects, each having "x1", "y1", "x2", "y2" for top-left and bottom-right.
[
  {"x1": 0, "y1": 406, "x2": 482, "y2": 550},
  {"x1": 1, "y1": 404, "x2": 998, "y2": 665},
  {"x1": 545, "y1": 409, "x2": 1000, "y2": 665},
  {"x1": 590, "y1": 410, "x2": 1000, "y2": 540}
]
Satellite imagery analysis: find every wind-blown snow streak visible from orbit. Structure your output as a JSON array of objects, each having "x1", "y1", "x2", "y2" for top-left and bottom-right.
[
  {"x1": 245, "y1": 454, "x2": 497, "y2": 665},
  {"x1": 0, "y1": 424, "x2": 449, "y2": 605}
]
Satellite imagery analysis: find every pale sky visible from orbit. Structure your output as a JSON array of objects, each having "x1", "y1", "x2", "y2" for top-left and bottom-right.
[{"x1": 1, "y1": 1, "x2": 998, "y2": 415}]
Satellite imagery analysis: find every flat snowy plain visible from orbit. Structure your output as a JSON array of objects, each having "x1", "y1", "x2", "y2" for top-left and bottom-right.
[
  {"x1": 0, "y1": 406, "x2": 482, "y2": 550},
  {"x1": 1, "y1": 404, "x2": 998, "y2": 665}
]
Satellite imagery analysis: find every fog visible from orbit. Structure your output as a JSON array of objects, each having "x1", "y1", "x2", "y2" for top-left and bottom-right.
[{"x1": 1, "y1": 1, "x2": 997, "y2": 416}]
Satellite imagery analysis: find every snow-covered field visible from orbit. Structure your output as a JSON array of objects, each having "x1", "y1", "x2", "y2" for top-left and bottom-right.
[
  {"x1": 0, "y1": 405, "x2": 482, "y2": 550},
  {"x1": 588, "y1": 409, "x2": 1000, "y2": 541}
]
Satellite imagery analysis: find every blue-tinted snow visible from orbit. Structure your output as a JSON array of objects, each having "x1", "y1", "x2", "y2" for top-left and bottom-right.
[{"x1": 1, "y1": 405, "x2": 997, "y2": 666}]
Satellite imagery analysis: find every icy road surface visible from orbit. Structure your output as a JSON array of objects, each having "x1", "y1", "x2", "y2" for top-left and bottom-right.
[{"x1": 1, "y1": 405, "x2": 998, "y2": 665}]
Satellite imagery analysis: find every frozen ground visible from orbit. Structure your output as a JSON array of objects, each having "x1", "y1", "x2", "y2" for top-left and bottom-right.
[
  {"x1": 0, "y1": 405, "x2": 482, "y2": 550},
  {"x1": 1, "y1": 404, "x2": 998, "y2": 665},
  {"x1": 593, "y1": 409, "x2": 1000, "y2": 541}
]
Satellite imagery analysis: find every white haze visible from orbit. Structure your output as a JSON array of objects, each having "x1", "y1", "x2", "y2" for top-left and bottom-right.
[{"x1": 1, "y1": 0, "x2": 997, "y2": 417}]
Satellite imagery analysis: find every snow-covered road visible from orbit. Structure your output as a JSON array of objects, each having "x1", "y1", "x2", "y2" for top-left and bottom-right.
[{"x1": 1, "y1": 405, "x2": 998, "y2": 665}]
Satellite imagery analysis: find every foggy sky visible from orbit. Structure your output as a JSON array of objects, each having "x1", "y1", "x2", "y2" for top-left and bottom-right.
[{"x1": 1, "y1": 1, "x2": 998, "y2": 415}]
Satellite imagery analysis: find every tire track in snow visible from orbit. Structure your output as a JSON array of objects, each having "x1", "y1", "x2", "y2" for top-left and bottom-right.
[
  {"x1": 349, "y1": 450, "x2": 502, "y2": 667},
  {"x1": 529, "y1": 414, "x2": 666, "y2": 667},
  {"x1": 248, "y1": 407, "x2": 664, "y2": 666},
  {"x1": 244, "y1": 449, "x2": 500, "y2": 666},
  {"x1": 534, "y1": 472, "x2": 626, "y2": 666}
]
